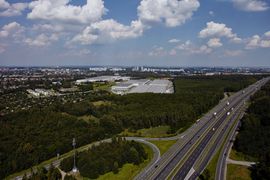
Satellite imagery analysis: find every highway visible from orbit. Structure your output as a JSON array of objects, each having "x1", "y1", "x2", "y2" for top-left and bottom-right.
[
  {"x1": 11, "y1": 77, "x2": 269, "y2": 180},
  {"x1": 136, "y1": 77, "x2": 269, "y2": 180}
]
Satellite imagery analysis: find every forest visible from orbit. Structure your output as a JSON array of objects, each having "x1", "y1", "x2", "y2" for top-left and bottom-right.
[
  {"x1": 60, "y1": 138, "x2": 147, "y2": 179},
  {"x1": 234, "y1": 80, "x2": 270, "y2": 179},
  {"x1": 0, "y1": 75, "x2": 262, "y2": 178}
]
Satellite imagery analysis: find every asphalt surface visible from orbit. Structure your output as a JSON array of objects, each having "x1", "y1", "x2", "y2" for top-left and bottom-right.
[
  {"x1": 138, "y1": 77, "x2": 269, "y2": 180},
  {"x1": 214, "y1": 77, "x2": 269, "y2": 180},
  {"x1": 11, "y1": 77, "x2": 269, "y2": 180}
]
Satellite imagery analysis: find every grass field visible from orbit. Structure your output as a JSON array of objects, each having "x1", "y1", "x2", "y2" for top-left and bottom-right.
[
  {"x1": 78, "y1": 115, "x2": 99, "y2": 123},
  {"x1": 96, "y1": 143, "x2": 153, "y2": 180},
  {"x1": 229, "y1": 149, "x2": 257, "y2": 162},
  {"x1": 149, "y1": 140, "x2": 177, "y2": 155},
  {"x1": 93, "y1": 82, "x2": 115, "y2": 91},
  {"x1": 120, "y1": 125, "x2": 174, "y2": 138},
  {"x1": 227, "y1": 164, "x2": 252, "y2": 180},
  {"x1": 200, "y1": 148, "x2": 221, "y2": 180},
  {"x1": 92, "y1": 100, "x2": 112, "y2": 107}
]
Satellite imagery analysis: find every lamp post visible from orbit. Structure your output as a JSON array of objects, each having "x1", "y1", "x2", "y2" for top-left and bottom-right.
[{"x1": 72, "y1": 138, "x2": 79, "y2": 173}]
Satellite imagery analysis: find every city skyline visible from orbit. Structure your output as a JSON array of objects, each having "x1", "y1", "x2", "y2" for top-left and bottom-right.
[{"x1": 0, "y1": 0, "x2": 270, "y2": 67}]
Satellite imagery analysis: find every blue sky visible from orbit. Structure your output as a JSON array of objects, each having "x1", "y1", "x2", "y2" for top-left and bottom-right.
[{"x1": 0, "y1": 0, "x2": 270, "y2": 67}]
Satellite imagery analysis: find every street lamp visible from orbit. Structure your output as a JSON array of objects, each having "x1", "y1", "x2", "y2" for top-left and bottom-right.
[{"x1": 72, "y1": 138, "x2": 79, "y2": 173}]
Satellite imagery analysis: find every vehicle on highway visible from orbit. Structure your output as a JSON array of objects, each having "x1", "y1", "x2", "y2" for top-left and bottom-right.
[
  {"x1": 227, "y1": 112, "x2": 230, "y2": 116},
  {"x1": 226, "y1": 101, "x2": 230, "y2": 106}
]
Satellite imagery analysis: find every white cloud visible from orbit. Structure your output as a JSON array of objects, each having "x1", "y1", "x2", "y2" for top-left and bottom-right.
[
  {"x1": 209, "y1": 11, "x2": 214, "y2": 16},
  {"x1": 32, "y1": 24, "x2": 64, "y2": 33},
  {"x1": 28, "y1": 0, "x2": 107, "y2": 24},
  {"x1": 232, "y1": 0, "x2": 269, "y2": 12},
  {"x1": 138, "y1": 0, "x2": 200, "y2": 27},
  {"x1": 0, "y1": 22, "x2": 23, "y2": 38},
  {"x1": 71, "y1": 19, "x2": 144, "y2": 45},
  {"x1": 0, "y1": 1, "x2": 28, "y2": 17},
  {"x1": 199, "y1": 21, "x2": 239, "y2": 40},
  {"x1": 264, "y1": 31, "x2": 270, "y2": 38},
  {"x1": 149, "y1": 46, "x2": 167, "y2": 56},
  {"x1": 0, "y1": 0, "x2": 9, "y2": 9},
  {"x1": 246, "y1": 34, "x2": 270, "y2": 49},
  {"x1": 168, "y1": 38, "x2": 180, "y2": 43},
  {"x1": 207, "y1": 38, "x2": 223, "y2": 48},
  {"x1": 24, "y1": 34, "x2": 59, "y2": 47},
  {"x1": 173, "y1": 40, "x2": 212, "y2": 55}
]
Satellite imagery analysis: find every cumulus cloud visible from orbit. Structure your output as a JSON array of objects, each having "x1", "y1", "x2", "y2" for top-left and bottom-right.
[
  {"x1": 24, "y1": 34, "x2": 59, "y2": 47},
  {"x1": 32, "y1": 24, "x2": 64, "y2": 33},
  {"x1": 173, "y1": 40, "x2": 212, "y2": 54},
  {"x1": 0, "y1": 22, "x2": 23, "y2": 38},
  {"x1": 209, "y1": 11, "x2": 214, "y2": 16},
  {"x1": 0, "y1": 0, "x2": 9, "y2": 9},
  {"x1": 232, "y1": 0, "x2": 269, "y2": 12},
  {"x1": 27, "y1": 0, "x2": 107, "y2": 24},
  {"x1": 168, "y1": 38, "x2": 180, "y2": 43},
  {"x1": 207, "y1": 38, "x2": 223, "y2": 48},
  {"x1": 199, "y1": 21, "x2": 239, "y2": 40},
  {"x1": 148, "y1": 46, "x2": 167, "y2": 56},
  {"x1": 264, "y1": 31, "x2": 270, "y2": 38},
  {"x1": 71, "y1": 19, "x2": 144, "y2": 45},
  {"x1": 138, "y1": 0, "x2": 200, "y2": 27},
  {"x1": 246, "y1": 34, "x2": 270, "y2": 49},
  {"x1": 0, "y1": 0, "x2": 28, "y2": 17}
]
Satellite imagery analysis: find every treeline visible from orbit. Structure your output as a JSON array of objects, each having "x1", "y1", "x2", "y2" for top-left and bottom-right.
[
  {"x1": 60, "y1": 138, "x2": 147, "y2": 179},
  {"x1": 234, "y1": 80, "x2": 270, "y2": 179},
  {"x1": 0, "y1": 75, "x2": 261, "y2": 178},
  {"x1": 22, "y1": 165, "x2": 61, "y2": 180}
]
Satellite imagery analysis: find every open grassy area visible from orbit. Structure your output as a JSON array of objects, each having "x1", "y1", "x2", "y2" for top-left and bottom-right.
[
  {"x1": 93, "y1": 82, "x2": 115, "y2": 91},
  {"x1": 227, "y1": 164, "x2": 252, "y2": 180},
  {"x1": 230, "y1": 149, "x2": 257, "y2": 162},
  {"x1": 96, "y1": 143, "x2": 153, "y2": 180},
  {"x1": 149, "y1": 140, "x2": 177, "y2": 155},
  {"x1": 120, "y1": 125, "x2": 174, "y2": 138},
  {"x1": 92, "y1": 100, "x2": 112, "y2": 107},
  {"x1": 78, "y1": 115, "x2": 99, "y2": 123},
  {"x1": 200, "y1": 148, "x2": 221, "y2": 180}
]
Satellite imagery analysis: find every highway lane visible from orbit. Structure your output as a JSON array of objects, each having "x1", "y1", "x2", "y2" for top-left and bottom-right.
[
  {"x1": 11, "y1": 77, "x2": 269, "y2": 180},
  {"x1": 185, "y1": 77, "x2": 270, "y2": 180},
  {"x1": 144, "y1": 77, "x2": 269, "y2": 180},
  {"x1": 188, "y1": 101, "x2": 245, "y2": 180},
  {"x1": 173, "y1": 102, "x2": 242, "y2": 179},
  {"x1": 136, "y1": 89, "x2": 243, "y2": 179},
  {"x1": 151, "y1": 85, "x2": 253, "y2": 179},
  {"x1": 215, "y1": 77, "x2": 270, "y2": 180}
]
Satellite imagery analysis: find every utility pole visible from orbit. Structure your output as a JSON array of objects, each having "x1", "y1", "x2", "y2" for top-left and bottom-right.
[{"x1": 72, "y1": 138, "x2": 79, "y2": 173}]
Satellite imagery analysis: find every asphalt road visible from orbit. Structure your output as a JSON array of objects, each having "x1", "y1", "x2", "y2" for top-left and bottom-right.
[
  {"x1": 14, "y1": 137, "x2": 160, "y2": 180},
  {"x1": 179, "y1": 77, "x2": 270, "y2": 180},
  {"x1": 214, "y1": 77, "x2": 269, "y2": 180},
  {"x1": 137, "y1": 77, "x2": 269, "y2": 180},
  {"x1": 12, "y1": 77, "x2": 269, "y2": 180}
]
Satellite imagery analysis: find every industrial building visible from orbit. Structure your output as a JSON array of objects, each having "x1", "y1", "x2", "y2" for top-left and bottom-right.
[
  {"x1": 76, "y1": 76, "x2": 130, "y2": 84},
  {"x1": 111, "y1": 79, "x2": 174, "y2": 95}
]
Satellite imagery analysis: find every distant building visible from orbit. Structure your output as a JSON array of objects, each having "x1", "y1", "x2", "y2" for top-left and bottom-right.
[
  {"x1": 111, "y1": 79, "x2": 174, "y2": 95},
  {"x1": 75, "y1": 76, "x2": 130, "y2": 84}
]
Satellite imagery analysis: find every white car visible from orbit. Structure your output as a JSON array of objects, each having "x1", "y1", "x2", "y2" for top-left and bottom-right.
[{"x1": 227, "y1": 112, "x2": 230, "y2": 116}]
